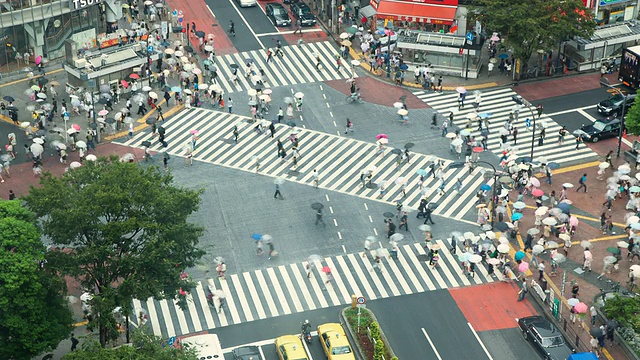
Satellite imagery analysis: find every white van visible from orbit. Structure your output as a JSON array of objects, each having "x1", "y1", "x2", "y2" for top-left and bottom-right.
[
  {"x1": 181, "y1": 334, "x2": 223, "y2": 359},
  {"x1": 235, "y1": 0, "x2": 257, "y2": 7}
]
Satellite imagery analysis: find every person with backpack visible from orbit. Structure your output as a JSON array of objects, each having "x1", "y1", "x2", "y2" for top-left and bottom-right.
[{"x1": 576, "y1": 173, "x2": 587, "y2": 192}]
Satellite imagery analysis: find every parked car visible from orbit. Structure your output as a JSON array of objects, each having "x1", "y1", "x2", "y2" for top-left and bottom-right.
[
  {"x1": 597, "y1": 93, "x2": 636, "y2": 116},
  {"x1": 517, "y1": 316, "x2": 574, "y2": 360},
  {"x1": 275, "y1": 335, "x2": 309, "y2": 360},
  {"x1": 232, "y1": 345, "x2": 263, "y2": 360},
  {"x1": 235, "y1": 0, "x2": 257, "y2": 7},
  {"x1": 283, "y1": 0, "x2": 299, "y2": 3},
  {"x1": 290, "y1": 2, "x2": 316, "y2": 26},
  {"x1": 317, "y1": 323, "x2": 355, "y2": 360},
  {"x1": 266, "y1": 3, "x2": 291, "y2": 27},
  {"x1": 579, "y1": 117, "x2": 621, "y2": 143}
]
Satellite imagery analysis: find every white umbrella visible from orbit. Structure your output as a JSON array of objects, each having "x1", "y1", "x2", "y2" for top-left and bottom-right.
[
  {"x1": 562, "y1": 182, "x2": 574, "y2": 188},
  {"x1": 418, "y1": 224, "x2": 431, "y2": 232},
  {"x1": 499, "y1": 236, "x2": 509, "y2": 244},
  {"x1": 32, "y1": 138, "x2": 44, "y2": 144},
  {"x1": 174, "y1": 50, "x2": 184, "y2": 57},
  {"x1": 485, "y1": 231, "x2": 496, "y2": 239},
  {"x1": 466, "y1": 112, "x2": 478, "y2": 120},
  {"x1": 618, "y1": 240, "x2": 630, "y2": 248},
  {"x1": 69, "y1": 161, "x2": 82, "y2": 169},
  {"x1": 37, "y1": 93, "x2": 47, "y2": 99},
  {"x1": 76, "y1": 141, "x2": 87, "y2": 148},
  {"x1": 20, "y1": 122, "x2": 31, "y2": 128},
  {"x1": 512, "y1": 201, "x2": 526, "y2": 210},
  {"x1": 164, "y1": 48, "x2": 174, "y2": 55},
  {"x1": 393, "y1": 102, "x2": 404, "y2": 109},
  {"x1": 580, "y1": 240, "x2": 592, "y2": 249},
  {"x1": 463, "y1": 231, "x2": 475, "y2": 240},
  {"x1": 469, "y1": 254, "x2": 482, "y2": 263},
  {"x1": 141, "y1": 85, "x2": 152, "y2": 92},
  {"x1": 534, "y1": 207, "x2": 548, "y2": 216},
  {"x1": 528, "y1": 228, "x2": 540, "y2": 235},
  {"x1": 183, "y1": 89, "x2": 192, "y2": 95},
  {"x1": 85, "y1": 154, "x2": 97, "y2": 161},
  {"x1": 149, "y1": 91, "x2": 158, "y2": 99},
  {"x1": 567, "y1": 298, "x2": 580, "y2": 307},
  {"x1": 397, "y1": 109, "x2": 408, "y2": 116},
  {"x1": 67, "y1": 128, "x2": 78, "y2": 135},
  {"x1": 497, "y1": 243, "x2": 510, "y2": 253},
  {"x1": 547, "y1": 241, "x2": 559, "y2": 249},
  {"x1": 532, "y1": 244, "x2": 545, "y2": 255},
  {"x1": 542, "y1": 217, "x2": 557, "y2": 226},
  {"x1": 274, "y1": 177, "x2": 285, "y2": 185},
  {"x1": 30, "y1": 143, "x2": 43, "y2": 156},
  {"x1": 487, "y1": 258, "x2": 502, "y2": 265},
  {"x1": 390, "y1": 233, "x2": 404, "y2": 242},
  {"x1": 339, "y1": 32, "x2": 349, "y2": 39},
  {"x1": 599, "y1": 162, "x2": 610, "y2": 169},
  {"x1": 627, "y1": 216, "x2": 640, "y2": 225},
  {"x1": 451, "y1": 138, "x2": 463, "y2": 146},
  {"x1": 294, "y1": 92, "x2": 304, "y2": 99},
  {"x1": 553, "y1": 253, "x2": 566, "y2": 263}
]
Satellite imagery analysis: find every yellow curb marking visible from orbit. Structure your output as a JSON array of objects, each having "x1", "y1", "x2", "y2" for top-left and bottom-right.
[{"x1": 0, "y1": 68, "x2": 64, "y2": 88}]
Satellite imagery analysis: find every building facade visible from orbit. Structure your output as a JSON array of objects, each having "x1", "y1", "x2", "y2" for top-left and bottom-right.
[{"x1": 0, "y1": 0, "x2": 124, "y2": 67}]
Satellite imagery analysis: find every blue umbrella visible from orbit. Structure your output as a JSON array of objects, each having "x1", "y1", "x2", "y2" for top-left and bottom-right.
[
  {"x1": 416, "y1": 169, "x2": 428, "y2": 176},
  {"x1": 377, "y1": 28, "x2": 386, "y2": 35},
  {"x1": 171, "y1": 86, "x2": 182, "y2": 93},
  {"x1": 251, "y1": 233, "x2": 262, "y2": 240},
  {"x1": 480, "y1": 184, "x2": 491, "y2": 191},
  {"x1": 498, "y1": 53, "x2": 509, "y2": 59},
  {"x1": 515, "y1": 251, "x2": 525, "y2": 261},
  {"x1": 548, "y1": 162, "x2": 560, "y2": 170},
  {"x1": 399, "y1": 64, "x2": 409, "y2": 70},
  {"x1": 511, "y1": 213, "x2": 523, "y2": 221},
  {"x1": 478, "y1": 113, "x2": 492, "y2": 119},
  {"x1": 558, "y1": 203, "x2": 571, "y2": 214}
]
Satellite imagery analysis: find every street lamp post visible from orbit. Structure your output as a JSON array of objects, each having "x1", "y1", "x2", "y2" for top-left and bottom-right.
[
  {"x1": 600, "y1": 77, "x2": 626, "y2": 158},
  {"x1": 512, "y1": 96, "x2": 537, "y2": 160},
  {"x1": 146, "y1": 28, "x2": 161, "y2": 86},
  {"x1": 456, "y1": 160, "x2": 503, "y2": 229}
]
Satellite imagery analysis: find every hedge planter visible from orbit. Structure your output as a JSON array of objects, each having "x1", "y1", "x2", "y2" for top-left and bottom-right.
[{"x1": 341, "y1": 306, "x2": 397, "y2": 360}]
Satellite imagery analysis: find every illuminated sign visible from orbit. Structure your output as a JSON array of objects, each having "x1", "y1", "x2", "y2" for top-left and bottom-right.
[
  {"x1": 600, "y1": 0, "x2": 627, "y2": 6},
  {"x1": 69, "y1": 0, "x2": 103, "y2": 10}
]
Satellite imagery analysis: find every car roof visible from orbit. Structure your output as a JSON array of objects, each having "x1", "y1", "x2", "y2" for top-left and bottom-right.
[
  {"x1": 232, "y1": 345, "x2": 261, "y2": 359},
  {"x1": 595, "y1": 117, "x2": 620, "y2": 124},
  {"x1": 276, "y1": 335, "x2": 308, "y2": 359},
  {"x1": 318, "y1": 323, "x2": 350, "y2": 345},
  {"x1": 294, "y1": 2, "x2": 310, "y2": 9},
  {"x1": 269, "y1": 2, "x2": 285, "y2": 9},
  {"x1": 522, "y1": 316, "x2": 561, "y2": 338}
]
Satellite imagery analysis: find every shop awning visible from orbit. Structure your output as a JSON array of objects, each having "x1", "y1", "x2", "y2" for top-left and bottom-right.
[
  {"x1": 360, "y1": 5, "x2": 377, "y2": 18},
  {"x1": 376, "y1": 1, "x2": 456, "y2": 25}
]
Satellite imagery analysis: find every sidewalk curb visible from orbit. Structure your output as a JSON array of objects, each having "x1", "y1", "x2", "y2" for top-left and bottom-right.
[{"x1": 104, "y1": 103, "x2": 184, "y2": 141}]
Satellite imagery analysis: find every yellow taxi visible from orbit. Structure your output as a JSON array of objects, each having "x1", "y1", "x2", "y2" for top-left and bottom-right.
[
  {"x1": 317, "y1": 323, "x2": 355, "y2": 360},
  {"x1": 275, "y1": 334, "x2": 309, "y2": 360}
]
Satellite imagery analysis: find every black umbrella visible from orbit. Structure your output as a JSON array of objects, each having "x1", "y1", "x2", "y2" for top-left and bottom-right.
[
  {"x1": 184, "y1": 45, "x2": 194, "y2": 53},
  {"x1": 383, "y1": 212, "x2": 395, "y2": 218},
  {"x1": 195, "y1": 30, "x2": 205, "y2": 38},
  {"x1": 607, "y1": 319, "x2": 618, "y2": 330},
  {"x1": 3, "y1": 95, "x2": 14, "y2": 102},
  {"x1": 230, "y1": 63, "x2": 239, "y2": 69},
  {"x1": 35, "y1": 130, "x2": 46, "y2": 137},
  {"x1": 38, "y1": 77, "x2": 49, "y2": 85},
  {"x1": 515, "y1": 156, "x2": 532, "y2": 164},
  {"x1": 7, "y1": 106, "x2": 18, "y2": 111},
  {"x1": 158, "y1": 126, "x2": 165, "y2": 135},
  {"x1": 495, "y1": 222, "x2": 509, "y2": 232},
  {"x1": 286, "y1": 121, "x2": 296, "y2": 127},
  {"x1": 404, "y1": 142, "x2": 414, "y2": 149},
  {"x1": 141, "y1": 140, "x2": 151, "y2": 147},
  {"x1": 163, "y1": 152, "x2": 170, "y2": 160},
  {"x1": 311, "y1": 203, "x2": 324, "y2": 210},
  {"x1": 590, "y1": 327, "x2": 604, "y2": 337},
  {"x1": 105, "y1": 118, "x2": 116, "y2": 124},
  {"x1": 89, "y1": 122, "x2": 97, "y2": 129},
  {"x1": 146, "y1": 117, "x2": 157, "y2": 125},
  {"x1": 390, "y1": 148, "x2": 402, "y2": 155},
  {"x1": 98, "y1": 98, "x2": 109, "y2": 105},
  {"x1": 427, "y1": 202, "x2": 438, "y2": 210}
]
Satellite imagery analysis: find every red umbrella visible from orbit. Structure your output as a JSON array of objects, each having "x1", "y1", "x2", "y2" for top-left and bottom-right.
[
  {"x1": 376, "y1": 134, "x2": 388, "y2": 139},
  {"x1": 321, "y1": 266, "x2": 331, "y2": 273},
  {"x1": 35, "y1": 55, "x2": 42, "y2": 65},
  {"x1": 129, "y1": 73, "x2": 140, "y2": 79},
  {"x1": 72, "y1": 124, "x2": 81, "y2": 131},
  {"x1": 532, "y1": 189, "x2": 544, "y2": 197},
  {"x1": 472, "y1": 147, "x2": 484, "y2": 153},
  {"x1": 120, "y1": 80, "x2": 129, "y2": 88}
]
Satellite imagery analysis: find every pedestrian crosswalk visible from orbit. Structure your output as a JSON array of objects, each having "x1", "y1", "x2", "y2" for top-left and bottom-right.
[
  {"x1": 117, "y1": 107, "x2": 493, "y2": 221},
  {"x1": 211, "y1": 41, "x2": 357, "y2": 95},
  {"x1": 131, "y1": 239, "x2": 508, "y2": 338},
  {"x1": 413, "y1": 88, "x2": 600, "y2": 166}
]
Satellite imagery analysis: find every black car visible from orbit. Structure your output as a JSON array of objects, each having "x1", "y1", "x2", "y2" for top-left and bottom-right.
[
  {"x1": 266, "y1": 3, "x2": 291, "y2": 27},
  {"x1": 597, "y1": 93, "x2": 636, "y2": 116},
  {"x1": 290, "y1": 2, "x2": 316, "y2": 26},
  {"x1": 579, "y1": 117, "x2": 621, "y2": 143},
  {"x1": 283, "y1": 0, "x2": 299, "y2": 3},
  {"x1": 232, "y1": 345, "x2": 263, "y2": 360},
  {"x1": 517, "y1": 316, "x2": 574, "y2": 360}
]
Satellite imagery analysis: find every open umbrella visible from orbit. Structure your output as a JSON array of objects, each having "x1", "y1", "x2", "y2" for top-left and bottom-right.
[
  {"x1": 518, "y1": 262, "x2": 529, "y2": 273},
  {"x1": 553, "y1": 253, "x2": 566, "y2": 263},
  {"x1": 514, "y1": 251, "x2": 525, "y2": 261},
  {"x1": 604, "y1": 256, "x2": 618, "y2": 265},
  {"x1": 383, "y1": 212, "x2": 395, "y2": 218},
  {"x1": 456, "y1": 86, "x2": 466, "y2": 94},
  {"x1": 558, "y1": 203, "x2": 571, "y2": 214},
  {"x1": 480, "y1": 184, "x2": 491, "y2": 191},
  {"x1": 30, "y1": 143, "x2": 44, "y2": 156},
  {"x1": 562, "y1": 182, "x2": 574, "y2": 188},
  {"x1": 512, "y1": 201, "x2": 526, "y2": 210},
  {"x1": 390, "y1": 233, "x2": 404, "y2": 242},
  {"x1": 339, "y1": 32, "x2": 349, "y2": 39},
  {"x1": 534, "y1": 207, "x2": 549, "y2": 216},
  {"x1": 498, "y1": 244, "x2": 510, "y2": 253},
  {"x1": 532, "y1": 188, "x2": 544, "y2": 197},
  {"x1": 511, "y1": 213, "x2": 523, "y2": 221},
  {"x1": 274, "y1": 177, "x2": 285, "y2": 185},
  {"x1": 542, "y1": 217, "x2": 557, "y2": 226},
  {"x1": 75, "y1": 141, "x2": 87, "y2": 148},
  {"x1": 311, "y1": 203, "x2": 324, "y2": 210},
  {"x1": 532, "y1": 244, "x2": 545, "y2": 255},
  {"x1": 528, "y1": 228, "x2": 540, "y2": 236},
  {"x1": 85, "y1": 154, "x2": 97, "y2": 161},
  {"x1": 580, "y1": 240, "x2": 592, "y2": 249},
  {"x1": 3, "y1": 95, "x2": 14, "y2": 102},
  {"x1": 451, "y1": 138, "x2": 463, "y2": 146},
  {"x1": 567, "y1": 298, "x2": 580, "y2": 307},
  {"x1": 607, "y1": 247, "x2": 621, "y2": 254},
  {"x1": 458, "y1": 253, "x2": 471, "y2": 262},
  {"x1": 574, "y1": 302, "x2": 588, "y2": 313},
  {"x1": 418, "y1": 224, "x2": 431, "y2": 232},
  {"x1": 469, "y1": 254, "x2": 482, "y2": 263},
  {"x1": 32, "y1": 138, "x2": 44, "y2": 144},
  {"x1": 590, "y1": 327, "x2": 604, "y2": 338}
]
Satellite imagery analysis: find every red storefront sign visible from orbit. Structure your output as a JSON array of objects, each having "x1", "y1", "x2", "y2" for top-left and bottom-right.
[{"x1": 370, "y1": 0, "x2": 457, "y2": 25}]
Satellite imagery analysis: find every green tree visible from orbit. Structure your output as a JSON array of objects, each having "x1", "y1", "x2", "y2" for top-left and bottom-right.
[
  {"x1": 471, "y1": 0, "x2": 595, "y2": 74},
  {"x1": 62, "y1": 329, "x2": 198, "y2": 360},
  {"x1": 0, "y1": 200, "x2": 73, "y2": 360},
  {"x1": 24, "y1": 156, "x2": 205, "y2": 347},
  {"x1": 373, "y1": 339, "x2": 385, "y2": 360},
  {"x1": 625, "y1": 98, "x2": 640, "y2": 135}
]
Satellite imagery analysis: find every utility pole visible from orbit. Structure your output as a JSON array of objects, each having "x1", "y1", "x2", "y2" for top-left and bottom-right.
[{"x1": 600, "y1": 77, "x2": 626, "y2": 158}]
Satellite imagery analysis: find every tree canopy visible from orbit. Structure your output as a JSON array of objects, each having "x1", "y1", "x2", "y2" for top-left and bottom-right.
[
  {"x1": 626, "y1": 96, "x2": 640, "y2": 136},
  {"x1": 62, "y1": 330, "x2": 198, "y2": 360},
  {"x1": 24, "y1": 156, "x2": 205, "y2": 346},
  {"x1": 0, "y1": 200, "x2": 73, "y2": 360},
  {"x1": 471, "y1": 0, "x2": 595, "y2": 64}
]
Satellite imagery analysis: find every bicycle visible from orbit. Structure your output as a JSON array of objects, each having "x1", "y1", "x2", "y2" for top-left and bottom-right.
[{"x1": 346, "y1": 93, "x2": 363, "y2": 104}]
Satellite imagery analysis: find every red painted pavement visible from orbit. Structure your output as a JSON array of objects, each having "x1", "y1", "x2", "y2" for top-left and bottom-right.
[
  {"x1": 3, "y1": 143, "x2": 139, "y2": 200},
  {"x1": 325, "y1": 76, "x2": 429, "y2": 109},
  {"x1": 449, "y1": 282, "x2": 537, "y2": 332},
  {"x1": 515, "y1": 73, "x2": 617, "y2": 101},
  {"x1": 166, "y1": 0, "x2": 237, "y2": 56}
]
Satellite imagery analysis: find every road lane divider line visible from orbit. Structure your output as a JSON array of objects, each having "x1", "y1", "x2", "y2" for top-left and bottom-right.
[
  {"x1": 421, "y1": 327, "x2": 443, "y2": 360},
  {"x1": 467, "y1": 322, "x2": 494, "y2": 360}
]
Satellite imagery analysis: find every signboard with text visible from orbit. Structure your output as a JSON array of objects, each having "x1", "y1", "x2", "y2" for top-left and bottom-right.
[{"x1": 69, "y1": 0, "x2": 103, "y2": 10}]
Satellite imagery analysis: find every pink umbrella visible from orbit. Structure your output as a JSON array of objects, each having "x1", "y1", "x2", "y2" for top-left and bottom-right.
[
  {"x1": 190, "y1": 129, "x2": 199, "y2": 135},
  {"x1": 472, "y1": 147, "x2": 484, "y2": 153},
  {"x1": 72, "y1": 124, "x2": 81, "y2": 131},
  {"x1": 532, "y1": 188, "x2": 544, "y2": 197},
  {"x1": 98, "y1": 109, "x2": 109, "y2": 116},
  {"x1": 529, "y1": 178, "x2": 540, "y2": 187},
  {"x1": 376, "y1": 134, "x2": 388, "y2": 139},
  {"x1": 35, "y1": 55, "x2": 42, "y2": 65},
  {"x1": 569, "y1": 216, "x2": 579, "y2": 227},
  {"x1": 518, "y1": 261, "x2": 529, "y2": 273},
  {"x1": 574, "y1": 302, "x2": 588, "y2": 313}
]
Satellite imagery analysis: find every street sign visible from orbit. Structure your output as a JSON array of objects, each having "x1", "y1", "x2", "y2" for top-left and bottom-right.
[
  {"x1": 167, "y1": 336, "x2": 176, "y2": 346},
  {"x1": 88, "y1": 79, "x2": 95, "y2": 88},
  {"x1": 525, "y1": 118, "x2": 531, "y2": 128},
  {"x1": 466, "y1": 32, "x2": 474, "y2": 42},
  {"x1": 147, "y1": 46, "x2": 154, "y2": 53},
  {"x1": 356, "y1": 296, "x2": 366, "y2": 304}
]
